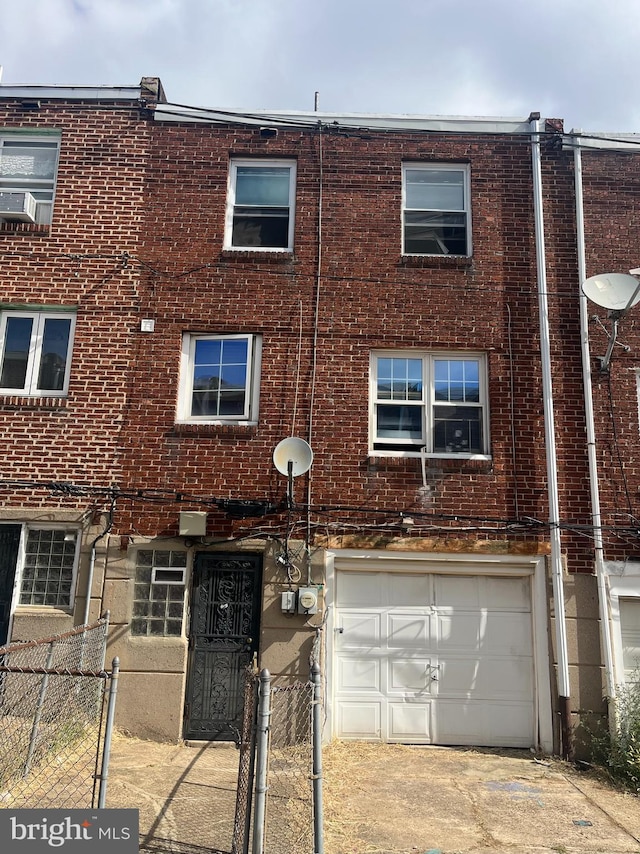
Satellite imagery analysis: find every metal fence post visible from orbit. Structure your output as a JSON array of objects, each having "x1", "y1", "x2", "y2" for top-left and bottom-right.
[
  {"x1": 97, "y1": 656, "x2": 120, "y2": 808},
  {"x1": 251, "y1": 668, "x2": 271, "y2": 854},
  {"x1": 311, "y1": 661, "x2": 324, "y2": 854}
]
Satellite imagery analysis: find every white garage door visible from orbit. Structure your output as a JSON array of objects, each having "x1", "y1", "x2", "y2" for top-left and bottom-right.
[
  {"x1": 620, "y1": 598, "x2": 640, "y2": 680},
  {"x1": 334, "y1": 570, "x2": 535, "y2": 747}
]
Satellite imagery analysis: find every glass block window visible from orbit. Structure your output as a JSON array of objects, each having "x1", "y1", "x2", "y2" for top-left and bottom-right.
[
  {"x1": 19, "y1": 529, "x2": 77, "y2": 606},
  {"x1": 131, "y1": 549, "x2": 187, "y2": 637}
]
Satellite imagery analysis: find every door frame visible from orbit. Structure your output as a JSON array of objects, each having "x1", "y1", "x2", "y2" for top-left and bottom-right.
[{"x1": 324, "y1": 549, "x2": 553, "y2": 753}]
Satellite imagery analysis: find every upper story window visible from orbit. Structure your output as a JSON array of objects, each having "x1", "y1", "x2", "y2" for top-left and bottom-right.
[
  {"x1": 224, "y1": 159, "x2": 296, "y2": 251},
  {"x1": 371, "y1": 351, "x2": 488, "y2": 456},
  {"x1": 402, "y1": 164, "x2": 471, "y2": 256},
  {"x1": 177, "y1": 332, "x2": 261, "y2": 424},
  {"x1": 0, "y1": 310, "x2": 75, "y2": 397},
  {"x1": 0, "y1": 136, "x2": 60, "y2": 225}
]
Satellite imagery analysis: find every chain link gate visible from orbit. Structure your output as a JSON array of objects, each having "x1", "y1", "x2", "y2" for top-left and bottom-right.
[
  {"x1": 233, "y1": 661, "x2": 324, "y2": 854},
  {"x1": 0, "y1": 616, "x2": 119, "y2": 809}
]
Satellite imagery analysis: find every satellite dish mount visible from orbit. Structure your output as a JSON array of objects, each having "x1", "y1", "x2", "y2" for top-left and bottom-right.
[
  {"x1": 581, "y1": 271, "x2": 640, "y2": 371},
  {"x1": 273, "y1": 437, "x2": 314, "y2": 507}
]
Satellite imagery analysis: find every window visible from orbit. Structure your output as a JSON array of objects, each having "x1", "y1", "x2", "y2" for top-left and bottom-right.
[
  {"x1": 225, "y1": 159, "x2": 296, "y2": 251},
  {"x1": 371, "y1": 352, "x2": 488, "y2": 455},
  {"x1": 0, "y1": 310, "x2": 75, "y2": 396},
  {"x1": 131, "y1": 549, "x2": 187, "y2": 637},
  {"x1": 19, "y1": 528, "x2": 78, "y2": 607},
  {"x1": 402, "y1": 163, "x2": 470, "y2": 256},
  {"x1": 0, "y1": 136, "x2": 60, "y2": 225},
  {"x1": 177, "y1": 333, "x2": 261, "y2": 423}
]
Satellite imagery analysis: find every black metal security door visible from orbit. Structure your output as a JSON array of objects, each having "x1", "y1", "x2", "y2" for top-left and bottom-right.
[
  {"x1": 184, "y1": 552, "x2": 262, "y2": 740},
  {"x1": 0, "y1": 525, "x2": 21, "y2": 646}
]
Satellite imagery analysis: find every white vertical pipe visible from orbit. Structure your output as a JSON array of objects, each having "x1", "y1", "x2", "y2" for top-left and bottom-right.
[
  {"x1": 572, "y1": 133, "x2": 617, "y2": 706},
  {"x1": 530, "y1": 116, "x2": 572, "y2": 749}
]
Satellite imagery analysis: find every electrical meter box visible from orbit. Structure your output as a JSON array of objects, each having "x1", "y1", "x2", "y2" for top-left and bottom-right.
[
  {"x1": 281, "y1": 590, "x2": 297, "y2": 614},
  {"x1": 297, "y1": 586, "x2": 319, "y2": 615}
]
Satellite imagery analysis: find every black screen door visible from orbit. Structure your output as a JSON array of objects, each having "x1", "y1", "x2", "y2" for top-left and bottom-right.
[
  {"x1": 184, "y1": 552, "x2": 262, "y2": 740},
  {"x1": 0, "y1": 525, "x2": 21, "y2": 646}
]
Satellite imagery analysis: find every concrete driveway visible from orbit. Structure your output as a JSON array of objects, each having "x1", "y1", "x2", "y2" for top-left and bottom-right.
[{"x1": 105, "y1": 733, "x2": 640, "y2": 854}]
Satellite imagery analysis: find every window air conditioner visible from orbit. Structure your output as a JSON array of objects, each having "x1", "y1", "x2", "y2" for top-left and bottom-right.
[{"x1": 0, "y1": 191, "x2": 37, "y2": 222}]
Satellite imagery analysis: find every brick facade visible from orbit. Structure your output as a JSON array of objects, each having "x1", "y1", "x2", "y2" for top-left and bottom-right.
[{"x1": 1, "y1": 81, "x2": 638, "y2": 750}]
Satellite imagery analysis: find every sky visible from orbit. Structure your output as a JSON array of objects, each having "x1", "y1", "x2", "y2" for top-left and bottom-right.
[{"x1": 1, "y1": 0, "x2": 639, "y2": 132}]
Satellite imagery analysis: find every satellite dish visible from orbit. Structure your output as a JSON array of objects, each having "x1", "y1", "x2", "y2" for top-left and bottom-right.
[
  {"x1": 273, "y1": 437, "x2": 313, "y2": 477},
  {"x1": 582, "y1": 273, "x2": 640, "y2": 313}
]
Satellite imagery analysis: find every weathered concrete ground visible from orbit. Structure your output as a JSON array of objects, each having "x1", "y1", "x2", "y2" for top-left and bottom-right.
[{"x1": 105, "y1": 733, "x2": 640, "y2": 854}]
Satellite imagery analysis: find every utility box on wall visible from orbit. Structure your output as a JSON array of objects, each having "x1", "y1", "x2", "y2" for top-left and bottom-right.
[{"x1": 179, "y1": 511, "x2": 207, "y2": 537}]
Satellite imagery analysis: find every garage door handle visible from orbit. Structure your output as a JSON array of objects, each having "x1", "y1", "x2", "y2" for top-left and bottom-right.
[{"x1": 335, "y1": 627, "x2": 344, "y2": 633}]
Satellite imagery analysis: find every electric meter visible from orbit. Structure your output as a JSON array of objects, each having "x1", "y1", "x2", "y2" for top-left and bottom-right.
[{"x1": 297, "y1": 587, "x2": 318, "y2": 614}]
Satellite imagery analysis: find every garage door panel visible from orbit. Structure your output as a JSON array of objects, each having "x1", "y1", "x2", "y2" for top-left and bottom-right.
[
  {"x1": 338, "y1": 656, "x2": 381, "y2": 692},
  {"x1": 434, "y1": 574, "x2": 481, "y2": 607},
  {"x1": 387, "y1": 612, "x2": 431, "y2": 647},
  {"x1": 337, "y1": 701, "x2": 381, "y2": 739},
  {"x1": 438, "y1": 657, "x2": 533, "y2": 701},
  {"x1": 436, "y1": 612, "x2": 532, "y2": 656},
  {"x1": 338, "y1": 572, "x2": 383, "y2": 607},
  {"x1": 620, "y1": 599, "x2": 640, "y2": 679},
  {"x1": 388, "y1": 574, "x2": 430, "y2": 607},
  {"x1": 483, "y1": 614, "x2": 532, "y2": 655},
  {"x1": 339, "y1": 612, "x2": 382, "y2": 648},
  {"x1": 388, "y1": 657, "x2": 434, "y2": 693},
  {"x1": 485, "y1": 576, "x2": 531, "y2": 610},
  {"x1": 435, "y1": 699, "x2": 533, "y2": 747},
  {"x1": 436, "y1": 612, "x2": 482, "y2": 649},
  {"x1": 388, "y1": 702, "x2": 432, "y2": 742}
]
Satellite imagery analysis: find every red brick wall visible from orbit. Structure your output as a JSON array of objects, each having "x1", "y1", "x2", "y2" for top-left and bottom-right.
[
  {"x1": 0, "y1": 99, "x2": 151, "y2": 506},
  {"x1": 113, "y1": 120, "x2": 594, "y2": 569},
  {"x1": 0, "y1": 104, "x2": 605, "y2": 573},
  {"x1": 579, "y1": 149, "x2": 640, "y2": 561}
]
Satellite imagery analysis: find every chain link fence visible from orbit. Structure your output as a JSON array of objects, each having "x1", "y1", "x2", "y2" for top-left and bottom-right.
[
  {"x1": 0, "y1": 617, "x2": 110, "y2": 809},
  {"x1": 233, "y1": 660, "x2": 323, "y2": 854}
]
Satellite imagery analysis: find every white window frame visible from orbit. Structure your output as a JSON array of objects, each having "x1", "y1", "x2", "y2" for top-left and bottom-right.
[
  {"x1": 176, "y1": 332, "x2": 262, "y2": 424},
  {"x1": 224, "y1": 158, "x2": 296, "y2": 252},
  {"x1": 151, "y1": 567, "x2": 187, "y2": 585},
  {"x1": 402, "y1": 162, "x2": 471, "y2": 257},
  {"x1": 0, "y1": 309, "x2": 76, "y2": 397},
  {"x1": 369, "y1": 350, "x2": 489, "y2": 458},
  {"x1": 0, "y1": 134, "x2": 60, "y2": 225}
]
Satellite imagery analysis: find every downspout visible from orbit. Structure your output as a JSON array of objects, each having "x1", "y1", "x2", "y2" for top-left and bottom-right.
[
  {"x1": 572, "y1": 132, "x2": 617, "y2": 719},
  {"x1": 82, "y1": 496, "x2": 116, "y2": 627},
  {"x1": 529, "y1": 114, "x2": 572, "y2": 756},
  {"x1": 305, "y1": 121, "x2": 324, "y2": 586}
]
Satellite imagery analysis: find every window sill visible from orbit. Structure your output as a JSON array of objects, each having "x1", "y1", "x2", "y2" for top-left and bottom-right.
[
  {"x1": 0, "y1": 395, "x2": 67, "y2": 410},
  {"x1": 15, "y1": 605, "x2": 73, "y2": 615},
  {"x1": 174, "y1": 421, "x2": 258, "y2": 438},
  {"x1": 219, "y1": 249, "x2": 294, "y2": 262},
  {"x1": 0, "y1": 222, "x2": 50, "y2": 236},
  {"x1": 399, "y1": 254, "x2": 472, "y2": 270},
  {"x1": 368, "y1": 452, "x2": 493, "y2": 474}
]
